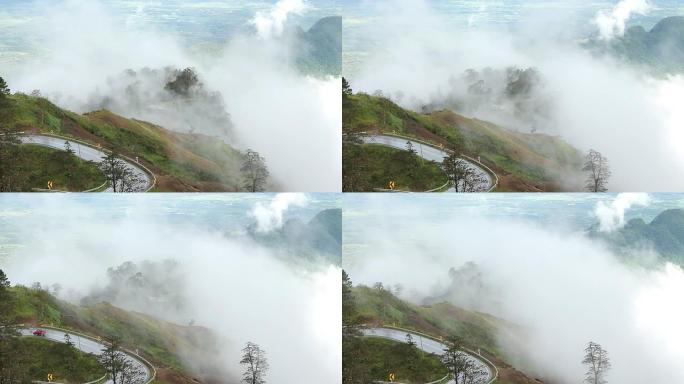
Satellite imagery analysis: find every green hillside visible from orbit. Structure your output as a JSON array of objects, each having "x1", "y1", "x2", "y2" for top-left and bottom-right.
[
  {"x1": 345, "y1": 279, "x2": 541, "y2": 384},
  {"x1": 2, "y1": 92, "x2": 245, "y2": 191},
  {"x1": 4, "y1": 284, "x2": 217, "y2": 384},
  {"x1": 343, "y1": 91, "x2": 583, "y2": 192}
]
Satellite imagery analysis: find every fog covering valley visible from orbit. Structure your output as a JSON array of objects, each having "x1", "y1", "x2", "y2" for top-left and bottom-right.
[
  {"x1": 0, "y1": 0, "x2": 341, "y2": 191},
  {"x1": 343, "y1": 0, "x2": 684, "y2": 191},
  {"x1": 0, "y1": 193, "x2": 341, "y2": 384},
  {"x1": 343, "y1": 193, "x2": 684, "y2": 384}
]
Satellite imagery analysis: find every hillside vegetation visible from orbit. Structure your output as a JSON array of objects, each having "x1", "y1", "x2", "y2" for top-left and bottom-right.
[
  {"x1": 4, "y1": 93, "x2": 245, "y2": 191},
  {"x1": 344, "y1": 92, "x2": 583, "y2": 192},
  {"x1": 345, "y1": 279, "x2": 543, "y2": 384},
  {"x1": 13, "y1": 144, "x2": 105, "y2": 191},
  {"x1": 6, "y1": 284, "x2": 218, "y2": 384},
  {"x1": 11, "y1": 337, "x2": 105, "y2": 384}
]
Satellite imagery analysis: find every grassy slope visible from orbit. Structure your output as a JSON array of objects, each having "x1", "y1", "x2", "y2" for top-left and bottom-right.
[
  {"x1": 15, "y1": 145, "x2": 105, "y2": 191},
  {"x1": 9, "y1": 286, "x2": 214, "y2": 384},
  {"x1": 7, "y1": 94, "x2": 244, "y2": 191},
  {"x1": 352, "y1": 285, "x2": 541, "y2": 384},
  {"x1": 356, "y1": 336, "x2": 448, "y2": 384},
  {"x1": 354, "y1": 144, "x2": 448, "y2": 191},
  {"x1": 12, "y1": 337, "x2": 105, "y2": 384},
  {"x1": 344, "y1": 93, "x2": 583, "y2": 192}
]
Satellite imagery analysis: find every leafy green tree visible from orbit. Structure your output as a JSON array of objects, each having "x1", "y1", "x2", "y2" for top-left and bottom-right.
[
  {"x1": 342, "y1": 77, "x2": 352, "y2": 97},
  {"x1": 0, "y1": 77, "x2": 9, "y2": 97}
]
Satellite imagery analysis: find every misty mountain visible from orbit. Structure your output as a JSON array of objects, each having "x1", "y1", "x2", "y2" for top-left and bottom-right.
[
  {"x1": 248, "y1": 208, "x2": 342, "y2": 264},
  {"x1": 588, "y1": 16, "x2": 684, "y2": 74},
  {"x1": 295, "y1": 16, "x2": 342, "y2": 76},
  {"x1": 591, "y1": 209, "x2": 684, "y2": 266}
]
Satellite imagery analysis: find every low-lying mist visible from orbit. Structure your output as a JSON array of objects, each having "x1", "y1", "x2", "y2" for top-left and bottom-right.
[
  {"x1": 344, "y1": 194, "x2": 684, "y2": 384},
  {"x1": 5, "y1": 0, "x2": 341, "y2": 191},
  {"x1": 347, "y1": 0, "x2": 684, "y2": 191},
  {"x1": 2, "y1": 194, "x2": 341, "y2": 384}
]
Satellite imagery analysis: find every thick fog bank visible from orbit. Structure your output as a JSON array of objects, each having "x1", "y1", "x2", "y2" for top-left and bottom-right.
[
  {"x1": 348, "y1": 0, "x2": 684, "y2": 191},
  {"x1": 5, "y1": 0, "x2": 341, "y2": 191},
  {"x1": 2, "y1": 195, "x2": 341, "y2": 384},
  {"x1": 345, "y1": 196, "x2": 684, "y2": 384}
]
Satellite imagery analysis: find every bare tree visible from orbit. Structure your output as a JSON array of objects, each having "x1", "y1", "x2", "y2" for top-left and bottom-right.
[
  {"x1": 241, "y1": 149, "x2": 269, "y2": 192},
  {"x1": 240, "y1": 342, "x2": 268, "y2": 384},
  {"x1": 583, "y1": 342, "x2": 611, "y2": 384},
  {"x1": 441, "y1": 336, "x2": 487, "y2": 384},
  {"x1": 405, "y1": 141, "x2": 417, "y2": 156},
  {"x1": 98, "y1": 338, "x2": 145, "y2": 384},
  {"x1": 583, "y1": 149, "x2": 611, "y2": 192},
  {"x1": 99, "y1": 151, "x2": 143, "y2": 192},
  {"x1": 442, "y1": 154, "x2": 486, "y2": 192},
  {"x1": 442, "y1": 336, "x2": 469, "y2": 384}
]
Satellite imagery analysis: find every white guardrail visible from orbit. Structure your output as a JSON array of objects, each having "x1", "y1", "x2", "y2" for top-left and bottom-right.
[
  {"x1": 24, "y1": 132, "x2": 157, "y2": 192},
  {"x1": 380, "y1": 132, "x2": 500, "y2": 192},
  {"x1": 368, "y1": 324, "x2": 499, "y2": 384},
  {"x1": 21, "y1": 324, "x2": 157, "y2": 384}
]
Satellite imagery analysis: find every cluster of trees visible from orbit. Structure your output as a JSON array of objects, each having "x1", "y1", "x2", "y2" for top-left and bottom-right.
[{"x1": 0, "y1": 76, "x2": 22, "y2": 192}]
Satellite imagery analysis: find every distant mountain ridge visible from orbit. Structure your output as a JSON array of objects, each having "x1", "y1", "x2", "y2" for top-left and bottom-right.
[
  {"x1": 248, "y1": 208, "x2": 342, "y2": 265},
  {"x1": 590, "y1": 208, "x2": 684, "y2": 266},
  {"x1": 295, "y1": 16, "x2": 342, "y2": 76},
  {"x1": 587, "y1": 16, "x2": 684, "y2": 74}
]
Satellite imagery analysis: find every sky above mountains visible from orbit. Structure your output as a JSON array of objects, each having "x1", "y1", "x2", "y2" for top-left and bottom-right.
[{"x1": 0, "y1": 0, "x2": 340, "y2": 70}]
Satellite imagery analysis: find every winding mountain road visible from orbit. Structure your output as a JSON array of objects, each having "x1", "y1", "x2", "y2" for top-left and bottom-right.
[
  {"x1": 20, "y1": 327, "x2": 153, "y2": 384},
  {"x1": 362, "y1": 135, "x2": 494, "y2": 192},
  {"x1": 20, "y1": 134, "x2": 153, "y2": 192},
  {"x1": 362, "y1": 327, "x2": 494, "y2": 384}
]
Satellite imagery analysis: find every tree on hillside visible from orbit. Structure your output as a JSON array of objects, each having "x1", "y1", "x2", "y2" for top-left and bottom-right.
[
  {"x1": 0, "y1": 269, "x2": 20, "y2": 384},
  {"x1": 241, "y1": 149, "x2": 269, "y2": 192},
  {"x1": 405, "y1": 333, "x2": 416, "y2": 348},
  {"x1": 99, "y1": 150, "x2": 143, "y2": 192},
  {"x1": 406, "y1": 141, "x2": 417, "y2": 156},
  {"x1": 342, "y1": 270, "x2": 360, "y2": 338},
  {"x1": 99, "y1": 338, "x2": 145, "y2": 384},
  {"x1": 240, "y1": 342, "x2": 268, "y2": 384},
  {"x1": 342, "y1": 77, "x2": 352, "y2": 98},
  {"x1": 583, "y1": 342, "x2": 611, "y2": 384},
  {"x1": 0, "y1": 77, "x2": 21, "y2": 191},
  {"x1": 64, "y1": 333, "x2": 74, "y2": 347},
  {"x1": 442, "y1": 336, "x2": 469, "y2": 384},
  {"x1": 442, "y1": 152, "x2": 487, "y2": 192},
  {"x1": 0, "y1": 77, "x2": 9, "y2": 97},
  {"x1": 583, "y1": 149, "x2": 611, "y2": 192}
]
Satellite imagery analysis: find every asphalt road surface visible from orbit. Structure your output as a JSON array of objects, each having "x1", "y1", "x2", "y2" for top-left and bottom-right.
[
  {"x1": 362, "y1": 135, "x2": 493, "y2": 192},
  {"x1": 363, "y1": 327, "x2": 493, "y2": 384},
  {"x1": 20, "y1": 327, "x2": 152, "y2": 384},
  {"x1": 20, "y1": 135, "x2": 152, "y2": 192}
]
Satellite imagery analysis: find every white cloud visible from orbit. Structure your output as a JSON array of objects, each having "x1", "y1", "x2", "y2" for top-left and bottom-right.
[
  {"x1": 251, "y1": 0, "x2": 308, "y2": 39},
  {"x1": 594, "y1": 193, "x2": 651, "y2": 232},
  {"x1": 250, "y1": 193, "x2": 309, "y2": 232},
  {"x1": 594, "y1": 0, "x2": 651, "y2": 41}
]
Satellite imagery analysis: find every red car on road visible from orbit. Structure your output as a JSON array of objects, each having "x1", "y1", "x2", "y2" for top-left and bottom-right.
[{"x1": 33, "y1": 329, "x2": 46, "y2": 337}]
